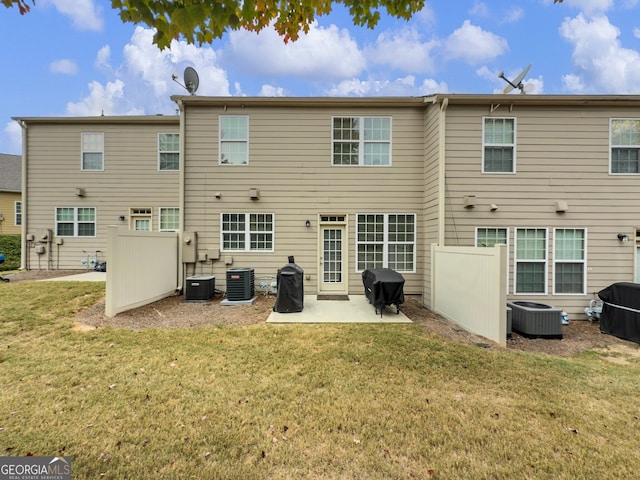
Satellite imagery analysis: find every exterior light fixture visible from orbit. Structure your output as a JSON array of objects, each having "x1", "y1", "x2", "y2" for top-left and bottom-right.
[
  {"x1": 305, "y1": 220, "x2": 311, "y2": 228},
  {"x1": 119, "y1": 215, "x2": 125, "y2": 221},
  {"x1": 617, "y1": 233, "x2": 629, "y2": 242}
]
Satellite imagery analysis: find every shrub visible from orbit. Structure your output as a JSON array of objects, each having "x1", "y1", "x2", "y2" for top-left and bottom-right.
[{"x1": 0, "y1": 235, "x2": 21, "y2": 271}]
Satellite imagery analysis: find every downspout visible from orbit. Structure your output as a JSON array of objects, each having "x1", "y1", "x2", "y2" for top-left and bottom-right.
[
  {"x1": 176, "y1": 98, "x2": 186, "y2": 294},
  {"x1": 17, "y1": 119, "x2": 28, "y2": 270},
  {"x1": 438, "y1": 97, "x2": 448, "y2": 246}
]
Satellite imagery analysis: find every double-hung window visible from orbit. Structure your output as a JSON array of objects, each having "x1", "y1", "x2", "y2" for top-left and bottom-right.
[
  {"x1": 333, "y1": 117, "x2": 391, "y2": 166},
  {"x1": 56, "y1": 207, "x2": 96, "y2": 237},
  {"x1": 483, "y1": 117, "x2": 515, "y2": 173},
  {"x1": 476, "y1": 227, "x2": 509, "y2": 293},
  {"x1": 81, "y1": 132, "x2": 104, "y2": 170},
  {"x1": 515, "y1": 228, "x2": 547, "y2": 294},
  {"x1": 356, "y1": 213, "x2": 415, "y2": 272},
  {"x1": 554, "y1": 228, "x2": 586, "y2": 294},
  {"x1": 220, "y1": 116, "x2": 249, "y2": 165},
  {"x1": 221, "y1": 213, "x2": 274, "y2": 251},
  {"x1": 610, "y1": 119, "x2": 640, "y2": 174},
  {"x1": 15, "y1": 201, "x2": 21, "y2": 226},
  {"x1": 159, "y1": 133, "x2": 180, "y2": 170},
  {"x1": 159, "y1": 207, "x2": 180, "y2": 232}
]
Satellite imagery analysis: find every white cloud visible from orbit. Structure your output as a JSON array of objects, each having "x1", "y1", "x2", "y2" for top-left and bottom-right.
[
  {"x1": 2, "y1": 121, "x2": 22, "y2": 155},
  {"x1": 444, "y1": 20, "x2": 508, "y2": 64},
  {"x1": 365, "y1": 29, "x2": 439, "y2": 74},
  {"x1": 223, "y1": 23, "x2": 365, "y2": 80},
  {"x1": 44, "y1": 0, "x2": 103, "y2": 31},
  {"x1": 327, "y1": 75, "x2": 447, "y2": 97},
  {"x1": 50, "y1": 59, "x2": 78, "y2": 75},
  {"x1": 469, "y1": 1, "x2": 490, "y2": 18},
  {"x1": 67, "y1": 27, "x2": 231, "y2": 117},
  {"x1": 258, "y1": 85, "x2": 286, "y2": 96},
  {"x1": 560, "y1": 13, "x2": 640, "y2": 93},
  {"x1": 503, "y1": 7, "x2": 524, "y2": 23}
]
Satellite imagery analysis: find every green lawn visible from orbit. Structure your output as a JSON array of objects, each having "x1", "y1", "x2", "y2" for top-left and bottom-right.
[{"x1": 1, "y1": 281, "x2": 640, "y2": 479}]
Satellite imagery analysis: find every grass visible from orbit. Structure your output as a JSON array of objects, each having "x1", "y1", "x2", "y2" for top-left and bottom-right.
[{"x1": 1, "y1": 282, "x2": 640, "y2": 479}]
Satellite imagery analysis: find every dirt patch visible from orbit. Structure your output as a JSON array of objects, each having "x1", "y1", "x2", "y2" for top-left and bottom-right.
[{"x1": 5, "y1": 269, "x2": 640, "y2": 357}]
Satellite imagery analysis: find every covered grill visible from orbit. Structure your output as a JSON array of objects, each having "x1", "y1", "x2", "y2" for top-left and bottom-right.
[
  {"x1": 273, "y1": 257, "x2": 304, "y2": 313},
  {"x1": 598, "y1": 282, "x2": 640, "y2": 344},
  {"x1": 362, "y1": 268, "x2": 405, "y2": 317}
]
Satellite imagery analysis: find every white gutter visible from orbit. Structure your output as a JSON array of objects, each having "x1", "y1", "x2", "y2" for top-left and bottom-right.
[
  {"x1": 175, "y1": 98, "x2": 186, "y2": 294},
  {"x1": 438, "y1": 97, "x2": 448, "y2": 246},
  {"x1": 18, "y1": 119, "x2": 27, "y2": 270}
]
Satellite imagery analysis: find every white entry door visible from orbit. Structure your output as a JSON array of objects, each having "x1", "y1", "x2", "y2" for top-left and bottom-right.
[{"x1": 320, "y1": 225, "x2": 346, "y2": 293}]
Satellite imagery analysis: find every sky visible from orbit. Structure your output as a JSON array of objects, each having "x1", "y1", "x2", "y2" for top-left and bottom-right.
[{"x1": 2, "y1": 0, "x2": 640, "y2": 154}]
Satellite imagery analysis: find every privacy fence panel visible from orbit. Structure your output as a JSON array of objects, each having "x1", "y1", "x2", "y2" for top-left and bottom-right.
[
  {"x1": 431, "y1": 244, "x2": 507, "y2": 346},
  {"x1": 106, "y1": 226, "x2": 179, "y2": 317}
]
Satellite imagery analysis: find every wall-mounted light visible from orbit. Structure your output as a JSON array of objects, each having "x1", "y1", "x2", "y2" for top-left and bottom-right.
[
  {"x1": 305, "y1": 220, "x2": 311, "y2": 228},
  {"x1": 119, "y1": 215, "x2": 125, "y2": 222},
  {"x1": 617, "y1": 233, "x2": 629, "y2": 242}
]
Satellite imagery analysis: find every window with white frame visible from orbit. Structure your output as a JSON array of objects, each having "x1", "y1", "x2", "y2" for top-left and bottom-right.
[
  {"x1": 81, "y1": 132, "x2": 104, "y2": 170},
  {"x1": 15, "y1": 201, "x2": 21, "y2": 226},
  {"x1": 159, "y1": 207, "x2": 180, "y2": 231},
  {"x1": 356, "y1": 213, "x2": 415, "y2": 272},
  {"x1": 483, "y1": 117, "x2": 515, "y2": 173},
  {"x1": 219, "y1": 116, "x2": 249, "y2": 165},
  {"x1": 159, "y1": 133, "x2": 180, "y2": 170},
  {"x1": 515, "y1": 228, "x2": 547, "y2": 294},
  {"x1": 476, "y1": 227, "x2": 509, "y2": 294},
  {"x1": 56, "y1": 207, "x2": 96, "y2": 237},
  {"x1": 221, "y1": 213, "x2": 274, "y2": 251},
  {"x1": 333, "y1": 117, "x2": 391, "y2": 166},
  {"x1": 554, "y1": 228, "x2": 586, "y2": 294},
  {"x1": 130, "y1": 208, "x2": 152, "y2": 231},
  {"x1": 610, "y1": 119, "x2": 640, "y2": 174}
]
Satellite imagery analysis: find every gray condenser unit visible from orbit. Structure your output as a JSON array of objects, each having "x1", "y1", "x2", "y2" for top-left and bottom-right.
[{"x1": 226, "y1": 268, "x2": 255, "y2": 301}]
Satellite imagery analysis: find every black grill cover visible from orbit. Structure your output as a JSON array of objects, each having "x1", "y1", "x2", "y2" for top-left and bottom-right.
[
  {"x1": 273, "y1": 260, "x2": 304, "y2": 313},
  {"x1": 362, "y1": 268, "x2": 405, "y2": 316},
  {"x1": 598, "y1": 282, "x2": 640, "y2": 344}
]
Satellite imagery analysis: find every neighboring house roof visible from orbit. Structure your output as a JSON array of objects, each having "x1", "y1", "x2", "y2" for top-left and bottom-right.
[{"x1": 0, "y1": 153, "x2": 21, "y2": 193}]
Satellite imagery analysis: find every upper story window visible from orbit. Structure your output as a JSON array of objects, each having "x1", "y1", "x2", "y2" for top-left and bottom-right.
[
  {"x1": 356, "y1": 213, "x2": 415, "y2": 272},
  {"x1": 56, "y1": 207, "x2": 96, "y2": 237},
  {"x1": 15, "y1": 201, "x2": 21, "y2": 226},
  {"x1": 221, "y1": 213, "x2": 274, "y2": 251},
  {"x1": 220, "y1": 116, "x2": 249, "y2": 165},
  {"x1": 482, "y1": 117, "x2": 515, "y2": 173},
  {"x1": 332, "y1": 117, "x2": 391, "y2": 166},
  {"x1": 159, "y1": 207, "x2": 180, "y2": 231},
  {"x1": 81, "y1": 132, "x2": 104, "y2": 171},
  {"x1": 515, "y1": 228, "x2": 547, "y2": 294},
  {"x1": 610, "y1": 119, "x2": 640, "y2": 174},
  {"x1": 159, "y1": 133, "x2": 180, "y2": 171}
]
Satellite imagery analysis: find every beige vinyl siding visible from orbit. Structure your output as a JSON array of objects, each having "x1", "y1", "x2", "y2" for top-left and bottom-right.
[
  {"x1": 422, "y1": 103, "x2": 442, "y2": 307},
  {"x1": 23, "y1": 119, "x2": 179, "y2": 270},
  {"x1": 0, "y1": 192, "x2": 21, "y2": 235},
  {"x1": 443, "y1": 102, "x2": 640, "y2": 316},
  {"x1": 183, "y1": 103, "x2": 425, "y2": 295}
]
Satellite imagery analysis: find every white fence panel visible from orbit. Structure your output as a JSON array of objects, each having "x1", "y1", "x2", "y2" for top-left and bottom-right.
[
  {"x1": 431, "y1": 245, "x2": 507, "y2": 346},
  {"x1": 106, "y1": 226, "x2": 179, "y2": 317}
]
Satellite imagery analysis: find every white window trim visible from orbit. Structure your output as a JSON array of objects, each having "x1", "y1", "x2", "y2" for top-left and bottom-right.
[
  {"x1": 514, "y1": 227, "x2": 548, "y2": 295},
  {"x1": 475, "y1": 226, "x2": 509, "y2": 294},
  {"x1": 332, "y1": 116, "x2": 393, "y2": 167},
  {"x1": 158, "y1": 133, "x2": 180, "y2": 171},
  {"x1": 552, "y1": 228, "x2": 587, "y2": 295},
  {"x1": 355, "y1": 213, "x2": 416, "y2": 273},
  {"x1": 219, "y1": 115, "x2": 249, "y2": 166},
  {"x1": 220, "y1": 212, "x2": 275, "y2": 252},
  {"x1": 482, "y1": 117, "x2": 516, "y2": 174},
  {"x1": 15, "y1": 201, "x2": 21, "y2": 226},
  {"x1": 159, "y1": 207, "x2": 180, "y2": 232},
  {"x1": 55, "y1": 207, "x2": 97, "y2": 238},
  {"x1": 609, "y1": 118, "x2": 640, "y2": 175},
  {"x1": 81, "y1": 132, "x2": 104, "y2": 171}
]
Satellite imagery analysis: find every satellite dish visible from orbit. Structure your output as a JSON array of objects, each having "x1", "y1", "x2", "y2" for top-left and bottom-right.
[
  {"x1": 498, "y1": 64, "x2": 532, "y2": 94},
  {"x1": 171, "y1": 66, "x2": 200, "y2": 95}
]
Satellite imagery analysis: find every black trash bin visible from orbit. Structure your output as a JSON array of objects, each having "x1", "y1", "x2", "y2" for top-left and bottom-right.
[{"x1": 273, "y1": 256, "x2": 304, "y2": 313}]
